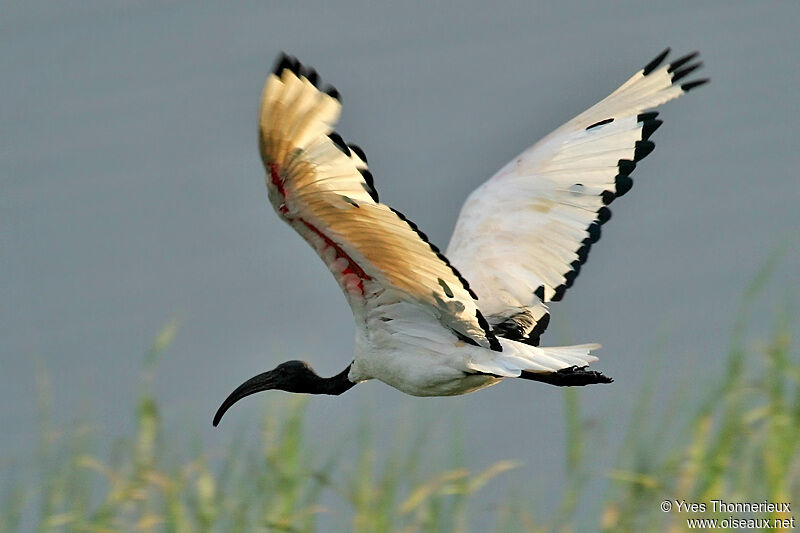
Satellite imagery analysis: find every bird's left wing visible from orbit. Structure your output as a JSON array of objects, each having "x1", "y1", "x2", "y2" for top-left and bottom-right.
[
  {"x1": 446, "y1": 48, "x2": 708, "y2": 345},
  {"x1": 259, "y1": 54, "x2": 500, "y2": 351}
]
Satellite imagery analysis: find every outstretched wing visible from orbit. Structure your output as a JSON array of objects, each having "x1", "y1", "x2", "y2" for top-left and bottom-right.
[
  {"x1": 446, "y1": 48, "x2": 708, "y2": 345},
  {"x1": 260, "y1": 54, "x2": 500, "y2": 351}
]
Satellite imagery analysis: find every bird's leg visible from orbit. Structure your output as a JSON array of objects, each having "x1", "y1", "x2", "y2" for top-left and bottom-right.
[{"x1": 519, "y1": 366, "x2": 613, "y2": 386}]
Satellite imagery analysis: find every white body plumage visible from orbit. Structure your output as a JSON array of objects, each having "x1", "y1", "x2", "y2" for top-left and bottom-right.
[{"x1": 350, "y1": 296, "x2": 600, "y2": 396}]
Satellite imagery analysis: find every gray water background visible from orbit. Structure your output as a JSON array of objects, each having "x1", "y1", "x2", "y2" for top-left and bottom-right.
[{"x1": 3, "y1": 1, "x2": 799, "y2": 527}]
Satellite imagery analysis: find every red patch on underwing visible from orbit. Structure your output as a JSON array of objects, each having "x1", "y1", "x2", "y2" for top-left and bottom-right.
[
  {"x1": 301, "y1": 219, "x2": 371, "y2": 294},
  {"x1": 268, "y1": 162, "x2": 289, "y2": 214}
]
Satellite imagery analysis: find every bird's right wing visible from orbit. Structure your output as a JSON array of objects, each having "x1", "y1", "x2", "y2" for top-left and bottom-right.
[
  {"x1": 446, "y1": 49, "x2": 707, "y2": 345},
  {"x1": 259, "y1": 54, "x2": 501, "y2": 351}
]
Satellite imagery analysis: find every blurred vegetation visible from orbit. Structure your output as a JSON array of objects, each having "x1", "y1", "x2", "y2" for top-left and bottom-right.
[{"x1": 2, "y1": 282, "x2": 798, "y2": 531}]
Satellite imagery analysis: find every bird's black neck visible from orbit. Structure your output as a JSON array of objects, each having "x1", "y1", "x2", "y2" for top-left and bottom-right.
[{"x1": 290, "y1": 364, "x2": 355, "y2": 395}]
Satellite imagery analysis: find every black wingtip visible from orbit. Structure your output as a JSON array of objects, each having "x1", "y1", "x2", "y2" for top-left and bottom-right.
[
  {"x1": 615, "y1": 175, "x2": 633, "y2": 197},
  {"x1": 640, "y1": 119, "x2": 663, "y2": 141},
  {"x1": 682, "y1": 78, "x2": 710, "y2": 92},
  {"x1": 534, "y1": 285, "x2": 545, "y2": 301},
  {"x1": 358, "y1": 169, "x2": 378, "y2": 202},
  {"x1": 327, "y1": 132, "x2": 350, "y2": 155},
  {"x1": 564, "y1": 261, "x2": 580, "y2": 289},
  {"x1": 272, "y1": 54, "x2": 342, "y2": 100},
  {"x1": 637, "y1": 111, "x2": 659, "y2": 122},
  {"x1": 587, "y1": 222, "x2": 601, "y2": 243},
  {"x1": 577, "y1": 241, "x2": 591, "y2": 264},
  {"x1": 348, "y1": 144, "x2": 368, "y2": 163},
  {"x1": 634, "y1": 140, "x2": 655, "y2": 161},
  {"x1": 272, "y1": 52, "x2": 296, "y2": 76},
  {"x1": 303, "y1": 66, "x2": 319, "y2": 87},
  {"x1": 550, "y1": 284, "x2": 567, "y2": 302},
  {"x1": 671, "y1": 62, "x2": 703, "y2": 83},
  {"x1": 272, "y1": 53, "x2": 322, "y2": 87},
  {"x1": 324, "y1": 85, "x2": 341, "y2": 101},
  {"x1": 667, "y1": 51, "x2": 700, "y2": 73},
  {"x1": 643, "y1": 47, "x2": 671, "y2": 76},
  {"x1": 617, "y1": 159, "x2": 636, "y2": 177}
]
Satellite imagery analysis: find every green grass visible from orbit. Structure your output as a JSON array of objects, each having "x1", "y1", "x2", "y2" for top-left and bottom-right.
[{"x1": 3, "y1": 289, "x2": 798, "y2": 532}]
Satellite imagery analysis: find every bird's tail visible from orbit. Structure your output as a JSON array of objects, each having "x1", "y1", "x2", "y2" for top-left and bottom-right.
[{"x1": 466, "y1": 340, "x2": 612, "y2": 385}]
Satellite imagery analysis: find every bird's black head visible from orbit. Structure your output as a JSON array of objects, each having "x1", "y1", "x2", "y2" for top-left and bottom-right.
[{"x1": 213, "y1": 360, "x2": 354, "y2": 427}]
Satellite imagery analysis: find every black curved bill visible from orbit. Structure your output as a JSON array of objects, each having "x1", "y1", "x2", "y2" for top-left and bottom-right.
[{"x1": 212, "y1": 371, "x2": 275, "y2": 427}]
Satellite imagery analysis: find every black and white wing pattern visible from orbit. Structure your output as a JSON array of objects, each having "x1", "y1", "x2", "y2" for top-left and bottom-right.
[
  {"x1": 260, "y1": 54, "x2": 501, "y2": 351},
  {"x1": 446, "y1": 49, "x2": 708, "y2": 345}
]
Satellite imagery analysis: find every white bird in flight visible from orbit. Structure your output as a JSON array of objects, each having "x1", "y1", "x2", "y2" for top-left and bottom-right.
[{"x1": 213, "y1": 48, "x2": 707, "y2": 426}]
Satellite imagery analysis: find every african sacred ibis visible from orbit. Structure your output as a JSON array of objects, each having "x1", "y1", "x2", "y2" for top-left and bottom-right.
[{"x1": 213, "y1": 48, "x2": 707, "y2": 426}]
